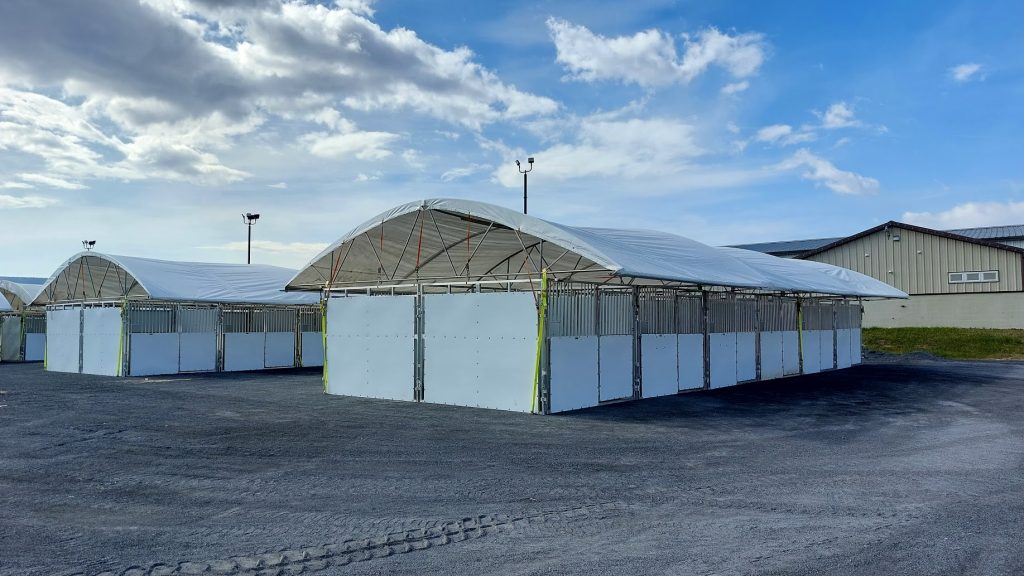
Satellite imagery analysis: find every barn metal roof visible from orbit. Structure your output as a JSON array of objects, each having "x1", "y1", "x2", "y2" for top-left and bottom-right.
[
  {"x1": 33, "y1": 252, "x2": 319, "y2": 306},
  {"x1": 287, "y1": 198, "x2": 906, "y2": 298},
  {"x1": 733, "y1": 224, "x2": 1024, "y2": 255}
]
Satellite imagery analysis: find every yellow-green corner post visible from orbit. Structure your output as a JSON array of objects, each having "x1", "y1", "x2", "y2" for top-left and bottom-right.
[
  {"x1": 320, "y1": 297, "x2": 328, "y2": 393},
  {"x1": 531, "y1": 269, "x2": 548, "y2": 414}
]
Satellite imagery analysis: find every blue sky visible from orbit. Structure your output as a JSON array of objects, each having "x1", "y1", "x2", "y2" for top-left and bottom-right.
[{"x1": 0, "y1": 0, "x2": 1021, "y2": 276}]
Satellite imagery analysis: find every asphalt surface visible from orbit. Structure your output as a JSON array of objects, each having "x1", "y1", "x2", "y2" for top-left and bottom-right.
[{"x1": 1, "y1": 358, "x2": 1023, "y2": 576}]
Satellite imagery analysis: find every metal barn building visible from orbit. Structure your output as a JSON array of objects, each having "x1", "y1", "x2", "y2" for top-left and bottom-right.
[
  {"x1": 286, "y1": 199, "x2": 904, "y2": 414},
  {"x1": 0, "y1": 278, "x2": 47, "y2": 363},
  {"x1": 35, "y1": 252, "x2": 322, "y2": 376},
  {"x1": 800, "y1": 222, "x2": 1024, "y2": 328}
]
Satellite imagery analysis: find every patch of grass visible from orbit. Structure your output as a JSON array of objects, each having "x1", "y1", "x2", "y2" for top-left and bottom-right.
[{"x1": 862, "y1": 327, "x2": 1024, "y2": 360}]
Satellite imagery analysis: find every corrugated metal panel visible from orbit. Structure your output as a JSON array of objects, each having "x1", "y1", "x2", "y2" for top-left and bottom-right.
[{"x1": 806, "y1": 226, "x2": 1022, "y2": 295}]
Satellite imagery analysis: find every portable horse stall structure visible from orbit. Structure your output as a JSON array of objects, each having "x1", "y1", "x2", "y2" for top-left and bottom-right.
[
  {"x1": 286, "y1": 199, "x2": 906, "y2": 414},
  {"x1": 34, "y1": 253, "x2": 321, "y2": 376},
  {"x1": 0, "y1": 278, "x2": 47, "y2": 363}
]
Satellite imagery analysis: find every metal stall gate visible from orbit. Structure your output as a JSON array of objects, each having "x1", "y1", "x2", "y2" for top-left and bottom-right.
[
  {"x1": 423, "y1": 292, "x2": 537, "y2": 412},
  {"x1": 45, "y1": 304, "x2": 123, "y2": 375},
  {"x1": 709, "y1": 293, "x2": 758, "y2": 389},
  {"x1": 325, "y1": 295, "x2": 416, "y2": 401},
  {"x1": 126, "y1": 303, "x2": 220, "y2": 375},
  {"x1": 637, "y1": 288, "x2": 705, "y2": 398},
  {"x1": 758, "y1": 296, "x2": 800, "y2": 379},
  {"x1": 299, "y1": 308, "x2": 324, "y2": 368},
  {"x1": 324, "y1": 291, "x2": 537, "y2": 411},
  {"x1": 0, "y1": 313, "x2": 41, "y2": 362},
  {"x1": 835, "y1": 301, "x2": 863, "y2": 367},
  {"x1": 545, "y1": 284, "x2": 638, "y2": 412},
  {"x1": 801, "y1": 301, "x2": 836, "y2": 374}
]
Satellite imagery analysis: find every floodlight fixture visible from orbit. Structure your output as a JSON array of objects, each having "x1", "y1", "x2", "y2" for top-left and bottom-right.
[{"x1": 242, "y1": 212, "x2": 260, "y2": 264}]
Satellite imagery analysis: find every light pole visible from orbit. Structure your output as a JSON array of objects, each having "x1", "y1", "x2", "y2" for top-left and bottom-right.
[
  {"x1": 82, "y1": 240, "x2": 96, "y2": 251},
  {"x1": 242, "y1": 213, "x2": 260, "y2": 264},
  {"x1": 515, "y1": 157, "x2": 534, "y2": 214}
]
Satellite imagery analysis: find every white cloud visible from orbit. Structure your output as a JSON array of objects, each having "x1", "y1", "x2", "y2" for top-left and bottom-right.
[
  {"x1": 17, "y1": 173, "x2": 87, "y2": 190},
  {"x1": 949, "y1": 63, "x2": 983, "y2": 83},
  {"x1": 205, "y1": 239, "x2": 328, "y2": 257},
  {"x1": 301, "y1": 130, "x2": 400, "y2": 160},
  {"x1": 777, "y1": 149, "x2": 878, "y2": 195},
  {"x1": 547, "y1": 18, "x2": 766, "y2": 88},
  {"x1": 819, "y1": 101, "x2": 861, "y2": 129},
  {"x1": 0, "y1": 194, "x2": 57, "y2": 209},
  {"x1": 267, "y1": 182, "x2": 287, "y2": 189},
  {"x1": 755, "y1": 124, "x2": 793, "y2": 143},
  {"x1": 751, "y1": 123, "x2": 816, "y2": 147},
  {"x1": 0, "y1": 0, "x2": 558, "y2": 189},
  {"x1": 903, "y1": 201, "x2": 1024, "y2": 229},
  {"x1": 0, "y1": 181, "x2": 33, "y2": 189},
  {"x1": 441, "y1": 163, "x2": 489, "y2": 182},
  {"x1": 495, "y1": 116, "x2": 704, "y2": 186},
  {"x1": 354, "y1": 172, "x2": 381, "y2": 182},
  {"x1": 720, "y1": 80, "x2": 749, "y2": 95}
]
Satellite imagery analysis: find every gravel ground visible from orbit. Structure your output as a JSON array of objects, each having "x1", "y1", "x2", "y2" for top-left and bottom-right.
[{"x1": 1, "y1": 358, "x2": 1023, "y2": 576}]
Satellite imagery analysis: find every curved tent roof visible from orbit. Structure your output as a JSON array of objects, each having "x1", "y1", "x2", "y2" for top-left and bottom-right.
[
  {"x1": 33, "y1": 252, "x2": 319, "y2": 306},
  {"x1": 716, "y1": 247, "x2": 907, "y2": 299},
  {"x1": 0, "y1": 277, "x2": 46, "y2": 311},
  {"x1": 287, "y1": 198, "x2": 907, "y2": 299}
]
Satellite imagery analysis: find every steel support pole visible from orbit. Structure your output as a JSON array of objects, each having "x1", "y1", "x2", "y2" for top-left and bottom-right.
[{"x1": 523, "y1": 172, "x2": 528, "y2": 214}]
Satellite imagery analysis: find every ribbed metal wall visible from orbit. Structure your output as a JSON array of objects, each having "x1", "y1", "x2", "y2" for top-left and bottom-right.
[{"x1": 807, "y1": 226, "x2": 1023, "y2": 295}]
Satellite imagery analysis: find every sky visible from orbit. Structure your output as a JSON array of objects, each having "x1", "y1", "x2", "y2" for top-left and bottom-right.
[{"x1": 0, "y1": 0, "x2": 1022, "y2": 277}]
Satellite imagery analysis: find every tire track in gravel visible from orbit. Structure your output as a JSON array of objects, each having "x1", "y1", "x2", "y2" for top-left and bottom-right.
[{"x1": 74, "y1": 501, "x2": 628, "y2": 576}]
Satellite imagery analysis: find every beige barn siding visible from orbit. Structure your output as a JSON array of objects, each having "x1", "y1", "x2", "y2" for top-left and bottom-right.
[{"x1": 807, "y1": 226, "x2": 1022, "y2": 295}]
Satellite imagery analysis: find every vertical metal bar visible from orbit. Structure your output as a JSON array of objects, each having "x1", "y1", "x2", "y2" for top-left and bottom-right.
[
  {"x1": 414, "y1": 284, "x2": 425, "y2": 402},
  {"x1": 755, "y1": 295, "x2": 762, "y2": 381},
  {"x1": 632, "y1": 286, "x2": 642, "y2": 400},
  {"x1": 701, "y1": 291, "x2": 710, "y2": 390},
  {"x1": 216, "y1": 305, "x2": 225, "y2": 372},
  {"x1": 77, "y1": 306, "x2": 84, "y2": 374}
]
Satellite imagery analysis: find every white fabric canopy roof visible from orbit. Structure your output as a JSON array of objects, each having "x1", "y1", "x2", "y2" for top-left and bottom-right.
[
  {"x1": 33, "y1": 252, "x2": 319, "y2": 305},
  {"x1": 287, "y1": 198, "x2": 907, "y2": 298},
  {"x1": 0, "y1": 277, "x2": 46, "y2": 311}
]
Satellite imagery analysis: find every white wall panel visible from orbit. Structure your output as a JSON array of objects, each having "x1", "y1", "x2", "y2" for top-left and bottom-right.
[
  {"x1": 641, "y1": 334, "x2": 677, "y2": 398},
  {"x1": 736, "y1": 332, "x2": 757, "y2": 382},
  {"x1": 549, "y1": 336, "x2": 599, "y2": 413},
  {"x1": 130, "y1": 333, "x2": 179, "y2": 376},
  {"x1": 709, "y1": 332, "x2": 737, "y2": 389},
  {"x1": 782, "y1": 331, "x2": 800, "y2": 376},
  {"x1": 852, "y1": 328, "x2": 863, "y2": 364},
  {"x1": 678, "y1": 334, "x2": 705, "y2": 391},
  {"x1": 424, "y1": 293, "x2": 537, "y2": 412},
  {"x1": 820, "y1": 330, "x2": 835, "y2": 370},
  {"x1": 300, "y1": 331, "x2": 324, "y2": 367},
  {"x1": 760, "y1": 331, "x2": 785, "y2": 380},
  {"x1": 82, "y1": 307, "x2": 122, "y2": 376},
  {"x1": 802, "y1": 330, "x2": 821, "y2": 374},
  {"x1": 264, "y1": 332, "x2": 295, "y2": 368},
  {"x1": 327, "y1": 296, "x2": 415, "y2": 401},
  {"x1": 224, "y1": 333, "x2": 265, "y2": 372},
  {"x1": 46, "y1": 309, "x2": 81, "y2": 373},
  {"x1": 25, "y1": 333, "x2": 45, "y2": 362},
  {"x1": 836, "y1": 329, "x2": 853, "y2": 369},
  {"x1": 180, "y1": 332, "x2": 216, "y2": 372},
  {"x1": 598, "y1": 335, "x2": 634, "y2": 401}
]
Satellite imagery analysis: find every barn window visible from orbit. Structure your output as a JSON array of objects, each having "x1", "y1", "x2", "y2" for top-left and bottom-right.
[{"x1": 948, "y1": 270, "x2": 998, "y2": 284}]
